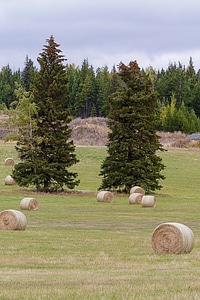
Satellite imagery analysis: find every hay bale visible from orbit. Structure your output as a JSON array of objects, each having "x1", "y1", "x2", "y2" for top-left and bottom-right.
[
  {"x1": 152, "y1": 222, "x2": 194, "y2": 254},
  {"x1": 20, "y1": 197, "x2": 39, "y2": 211},
  {"x1": 129, "y1": 192, "x2": 143, "y2": 204},
  {"x1": 142, "y1": 195, "x2": 156, "y2": 207},
  {"x1": 0, "y1": 209, "x2": 27, "y2": 230},
  {"x1": 130, "y1": 186, "x2": 145, "y2": 195},
  {"x1": 5, "y1": 175, "x2": 16, "y2": 185},
  {"x1": 97, "y1": 191, "x2": 113, "y2": 203},
  {"x1": 5, "y1": 158, "x2": 14, "y2": 166}
]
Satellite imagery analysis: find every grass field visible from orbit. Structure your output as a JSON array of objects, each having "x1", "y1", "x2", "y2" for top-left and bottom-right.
[{"x1": 0, "y1": 142, "x2": 200, "y2": 299}]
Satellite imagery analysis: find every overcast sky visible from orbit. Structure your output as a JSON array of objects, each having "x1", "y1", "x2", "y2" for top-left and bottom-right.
[{"x1": 1, "y1": 0, "x2": 200, "y2": 72}]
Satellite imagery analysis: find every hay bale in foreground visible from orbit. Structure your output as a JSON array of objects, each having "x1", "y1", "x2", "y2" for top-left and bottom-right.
[
  {"x1": 0, "y1": 209, "x2": 27, "y2": 230},
  {"x1": 152, "y1": 222, "x2": 194, "y2": 254},
  {"x1": 5, "y1": 158, "x2": 15, "y2": 166},
  {"x1": 130, "y1": 186, "x2": 145, "y2": 195},
  {"x1": 142, "y1": 195, "x2": 156, "y2": 207},
  {"x1": 129, "y1": 193, "x2": 143, "y2": 204},
  {"x1": 97, "y1": 191, "x2": 113, "y2": 203},
  {"x1": 5, "y1": 175, "x2": 16, "y2": 185},
  {"x1": 20, "y1": 197, "x2": 39, "y2": 211}
]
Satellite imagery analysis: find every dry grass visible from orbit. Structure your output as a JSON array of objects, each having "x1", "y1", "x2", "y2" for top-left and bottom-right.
[
  {"x1": 157, "y1": 131, "x2": 192, "y2": 149},
  {"x1": 70, "y1": 117, "x2": 110, "y2": 146},
  {"x1": 70, "y1": 118, "x2": 200, "y2": 149},
  {"x1": 0, "y1": 113, "x2": 199, "y2": 149}
]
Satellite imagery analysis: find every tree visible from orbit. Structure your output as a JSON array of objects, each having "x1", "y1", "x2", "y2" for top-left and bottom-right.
[
  {"x1": 21, "y1": 55, "x2": 36, "y2": 91},
  {"x1": 95, "y1": 66, "x2": 112, "y2": 116},
  {"x1": 4, "y1": 82, "x2": 37, "y2": 142},
  {"x1": 66, "y1": 63, "x2": 80, "y2": 115},
  {"x1": 160, "y1": 94, "x2": 200, "y2": 133},
  {"x1": 0, "y1": 65, "x2": 21, "y2": 108},
  {"x1": 12, "y1": 36, "x2": 80, "y2": 192},
  {"x1": 99, "y1": 61, "x2": 165, "y2": 193},
  {"x1": 74, "y1": 59, "x2": 97, "y2": 118}
]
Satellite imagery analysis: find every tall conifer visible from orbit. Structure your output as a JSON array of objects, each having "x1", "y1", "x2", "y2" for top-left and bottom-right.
[
  {"x1": 12, "y1": 36, "x2": 79, "y2": 192},
  {"x1": 99, "y1": 61, "x2": 165, "y2": 193}
]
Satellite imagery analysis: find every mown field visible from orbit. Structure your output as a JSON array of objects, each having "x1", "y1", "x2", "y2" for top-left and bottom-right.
[{"x1": 0, "y1": 142, "x2": 200, "y2": 299}]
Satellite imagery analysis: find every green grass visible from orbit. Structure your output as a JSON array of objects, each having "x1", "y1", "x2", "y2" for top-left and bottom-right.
[{"x1": 0, "y1": 142, "x2": 200, "y2": 299}]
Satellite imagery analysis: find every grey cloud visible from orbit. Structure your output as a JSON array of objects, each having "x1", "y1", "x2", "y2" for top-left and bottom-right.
[{"x1": 1, "y1": 0, "x2": 200, "y2": 71}]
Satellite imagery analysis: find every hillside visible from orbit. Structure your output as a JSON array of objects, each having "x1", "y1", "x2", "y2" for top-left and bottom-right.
[
  {"x1": 70, "y1": 117, "x2": 192, "y2": 149},
  {"x1": 0, "y1": 114, "x2": 196, "y2": 149}
]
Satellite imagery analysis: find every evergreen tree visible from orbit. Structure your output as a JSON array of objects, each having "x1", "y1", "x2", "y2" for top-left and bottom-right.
[
  {"x1": 192, "y1": 79, "x2": 200, "y2": 117},
  {"x1": 99, "y1": 61, "x2": 165, "y2": 193},
  {"x1": 96, "y1": 66, "x2": 112, "y2": 116},
  {"x1": 74, "y1": 59, "x2": 97, "y2": 118},
  {"x1": 12, "y1": 36, "x2": 79, "y2": 192},
  {"x1": 21, "y1": 55, "x2": 36, "y2": 91},
  {"x1": 66, "y1": 63, "x2": 80, "y2": 115}
]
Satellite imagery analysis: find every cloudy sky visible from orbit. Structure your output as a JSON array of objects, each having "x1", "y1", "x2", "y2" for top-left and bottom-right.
[{"x1": 1, "y1": 0, "x2": 200, "y2": 72}]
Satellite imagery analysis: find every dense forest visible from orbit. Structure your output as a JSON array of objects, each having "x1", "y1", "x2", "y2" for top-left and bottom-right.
[{"x1": 1, "y1": 55, "x2": 200, "y2": 134}]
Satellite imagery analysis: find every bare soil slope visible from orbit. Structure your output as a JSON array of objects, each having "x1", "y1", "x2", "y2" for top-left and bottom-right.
[
  {"x1": 70, "y1": 117, "x2": 193, "y2": 149},
  {"x1": 0, "y1": 114, "x2": 197, "y2": 149}
]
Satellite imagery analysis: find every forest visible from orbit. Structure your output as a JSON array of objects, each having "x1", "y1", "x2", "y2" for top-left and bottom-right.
[{"x1": 1, "y1": 55, "x2": 200, "y2": 134}]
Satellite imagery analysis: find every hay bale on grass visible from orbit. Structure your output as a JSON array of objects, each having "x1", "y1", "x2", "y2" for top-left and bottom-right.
[
  {"x1": 5, "y1": 158, "x2": 14, "y2": 166},
  {"x1": 130, "y1": 186, "x2": 145, "y2": 195},
  {"x1": 20, "y1": 197, "x2": 39, "y2": 211},
  {"x1": 129, "y1": 193, "x2": 143, "y2": 204},
  {"x1": 5, "y1": 175, "x2": 16, "y2": 185},
  {"x1": 0, "y1": 209, "x2": 27, "y2": 230},
  {"x1": 142, "y1": 195, "x2": 156, "y2": 207},
  {"x1": 152, "y1": 222, "x2": 194, "y2": 254},
  {"x1": 97, "y1": 191, "x2": 113, "y2": 203}
]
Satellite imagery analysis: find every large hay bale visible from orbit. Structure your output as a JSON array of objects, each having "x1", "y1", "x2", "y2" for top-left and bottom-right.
[
  {"x1": 5, "y1": 175, "x2": 16, "y2": 185},
  {"x1": 97, "y1": 191, "x2": 113, "y2": 203},
  {"x1": 130, "y1": 186, "x2": 145, "y2": 195},
  {"x1": 152, "y1": 222, "x2": 194, "y2": 254},
  {"x1": 5, "y1": 158, "x2": 15, "y2": 166},
  {"x1": 142, "y1": 195, "x2": 156, "y2": 207},
  {"x1": 20, "y1": 197, "x2": 39, "y2": 211},
  {"x1": 0, "y1": 209, "x2": 27, "y2": 230},
  {"x1": 129, "y1": 193, "x2": 143, "y2": 204}
]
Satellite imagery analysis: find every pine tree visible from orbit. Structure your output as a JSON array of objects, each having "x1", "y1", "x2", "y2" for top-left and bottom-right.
[
  {"x1": 99, "y1": 61, "x2": 165, "y2": 193},
  {"x1": 74, "y1": 59, "x2": 97, "y2": 118},
  {"x1": 12, "y1": 36, "x2": 80, "y2": 192},
  {"x1": 21, "y1": 55, "x2": 36, "y2": 91}
]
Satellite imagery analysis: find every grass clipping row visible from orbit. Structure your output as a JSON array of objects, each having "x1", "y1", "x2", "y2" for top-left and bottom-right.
[
  {"x1": 0, "y1": 209, "x2": 27, "y2": 230},
  {"x1": 152, "y1": 222, "x2": 194, "y2": 254}
]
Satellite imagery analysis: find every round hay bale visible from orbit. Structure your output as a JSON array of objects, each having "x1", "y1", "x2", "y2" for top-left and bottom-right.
[
  {"x1": 142, "y1": 195, "x2": 156, "y2": 207},
  {"x1": 129, "y1": 192, "x2": 143, "y2": 204},
  {"x1": 5, "y1": 158, "x2": 14, "y2": 166},
  {"x1": 0, "y1": 209, "x2": 27, "y2": 230},
  {"x1": 97, "y1": 191, "x2": 113, "y2": 203},
  {"x1": 152, "y1": 222, "x2": 194, "y2": 254},
  {"x1": 20, "y1": 197, "x2": 39, "y2": 211},
  {"x1": 130, "y1": 186, "x2": 145, "y2": 195},
  {"x1": 5, "y1": 175, "x2": 16, "y2": 185}
]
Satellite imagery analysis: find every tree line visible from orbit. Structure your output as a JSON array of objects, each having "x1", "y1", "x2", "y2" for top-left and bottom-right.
[{"x1": 1, "y1": 55, "x2": 200, "y2": 133}]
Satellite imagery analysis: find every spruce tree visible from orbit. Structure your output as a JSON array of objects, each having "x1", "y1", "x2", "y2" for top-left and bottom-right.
[
  {"x1": 12, "y1": 36, "x2": 79, "y2": 192},
  {"x1": 99, "y1": 61, "x2": 165, "y2": 193},
  {"x1": 21, "y1": 55, "x2": 36, "y2": 91}
]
